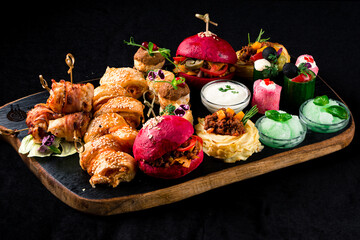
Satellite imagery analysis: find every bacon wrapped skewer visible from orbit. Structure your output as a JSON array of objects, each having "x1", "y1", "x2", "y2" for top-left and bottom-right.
[
  {"x1": 47, "y1": 80, "x2": 94, "y2": 114},
  {"x1": 47, "y1": 112, "x2": 91, "y2": 142},
  {"x1": 25, "y1": 103, "x2": 61, "y2": 143}
]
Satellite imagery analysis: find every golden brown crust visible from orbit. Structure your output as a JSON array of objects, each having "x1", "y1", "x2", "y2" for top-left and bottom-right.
[
  {"x1": 84, "y1": 113, "x2": 129, "y2": 143},
  {"x1": 93, "y1": 96, "x2": 144, "y2": 128},
  {"x1": 99, "y1": 67, "x2": 148, "y2": 99}
]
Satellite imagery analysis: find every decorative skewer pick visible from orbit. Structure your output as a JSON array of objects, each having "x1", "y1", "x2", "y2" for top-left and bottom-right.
[
  {"x1": 65, "y1": 53, "x2": 75, "y2": 84},
  {"x1": 39, "y1": 75, "x2": 50, "y2": 92},
  {"x1": 195, "y1": 13, "x2": 218, "y2": 34}
]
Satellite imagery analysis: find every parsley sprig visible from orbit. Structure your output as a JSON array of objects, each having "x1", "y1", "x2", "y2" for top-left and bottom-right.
[{"x1": 219, "y1": 85, "x2": 239, "y2": 94}]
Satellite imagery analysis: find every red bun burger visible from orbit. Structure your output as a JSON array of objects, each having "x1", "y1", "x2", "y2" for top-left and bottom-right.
[
  {"x1": 133, "y1": 115, "x2": 203, "y2": 179},
  {"x1": 174, "y1": 32, "x2": 237, "y2": 88}
]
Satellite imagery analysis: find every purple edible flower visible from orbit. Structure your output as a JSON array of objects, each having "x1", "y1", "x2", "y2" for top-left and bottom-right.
[
  {"x1": 147, "y1": 71, "x2": 156, "y2": 81},
  {"x1": 179, "y1": 104, "x2": 190, "y2": 110},
  {"x1": 157, "y1": 69, "x2": 165, "y2": 80},
  {"x1": 305, "y1": 62, "x2": 311, "y2": 69},
  {"x1": 38, "y1": 144, "x2": 49, "y2": 153},
  {"x1": 38, "y1": 134, "x2": 55, "y2": 153},
  {"x1": 277, "y1": 48, "x2": 283, "y2": 56},
  {"x1": 174, "y1": 107, "x2": 186, "y2": 117},
  {"x1": 42, "y1": 134, "x2": 55, "y2": 146}
]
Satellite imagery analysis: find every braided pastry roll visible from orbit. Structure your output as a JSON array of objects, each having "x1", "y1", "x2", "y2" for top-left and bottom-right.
[
  {"x1": 80, "y1": 115, "x2": 138, "y2": 188},
  {"x1": 94, "y1": 96, "x2": 144, "y2": 128},
  {"x1": 99, "y1": 67, "x2": 148, "y2": 99}
]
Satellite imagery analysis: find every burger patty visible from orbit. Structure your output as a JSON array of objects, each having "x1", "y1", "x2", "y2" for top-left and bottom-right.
[{"x1": 146, "y1": 140, "x2": 201, "y2": 168}]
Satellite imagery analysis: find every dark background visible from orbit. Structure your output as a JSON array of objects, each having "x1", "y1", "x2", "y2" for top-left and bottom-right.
[{"x1": 1, "y1": 1, "x2": 359, "y2": 239}]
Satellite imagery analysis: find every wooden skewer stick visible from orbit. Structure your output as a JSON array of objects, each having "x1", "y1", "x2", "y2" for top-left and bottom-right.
[
  {"x1": 0, "y1": 127, "x2": 28, "y2": 136},
  {"x1": 39, "y1": 75, "x2": 51, "y2": 92},
  {"x1": 65, "y1": 53, "x2": 75, "y2": 84},
  {"x1": 195, "y1": 13, "x2": 218, "y2": 33}
]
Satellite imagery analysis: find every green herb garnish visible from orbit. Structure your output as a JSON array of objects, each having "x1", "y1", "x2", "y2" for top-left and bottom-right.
[
  {"x1": 160, "y1": 104, "x2": 176, "y2": 116},
  {"x1": 48, "y1": 145, "x2": 61, "y2": 154},
  {"x1": 242, "y1": 105, "x2": 258, "y2": 125},
  {"x1": 219, "y1": 85, "x2": 238, "y2": 93},
  {"x1": 313, "y1": 95, "x2": 329, "y2": 106},
  {"x1": 325, "y1": 105, "x2": 348, "y2": 120},
  {"x1": 248, "y1": 28, "x2": 271, "y2": 45},
  {"x1": 298, "y1": 62, "x2": 312, "y2": 76},
  {"x1": 262, "y1": 64, "x2": 279, "y2": 78},
  {"x1": 265, "y1": 110, "x2": 292, "y2": 122},
  {"x1": 124, "y1": 37, "x2": 174, "y2": 65},
  {"x1": 313, "y1": 95, "x2": 349, "y2": 120}
]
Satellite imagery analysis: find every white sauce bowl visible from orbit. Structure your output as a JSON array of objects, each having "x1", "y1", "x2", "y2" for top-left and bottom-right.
[{"x1": 201, "y1": 80, "x2": 251, "y2": 113}]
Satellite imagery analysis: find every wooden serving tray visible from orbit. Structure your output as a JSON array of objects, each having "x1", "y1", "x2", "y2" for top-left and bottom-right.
[{"x1": 0, "y1": 76, "x2": 355, "y2": 215}]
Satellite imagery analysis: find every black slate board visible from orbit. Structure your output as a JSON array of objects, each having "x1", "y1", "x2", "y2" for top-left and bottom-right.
[{"x1": 0, "y1": 74, "x2": 354, "y2": 213}]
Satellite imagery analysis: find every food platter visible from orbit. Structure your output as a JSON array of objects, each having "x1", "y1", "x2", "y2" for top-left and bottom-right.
[{"x1": 0, "y1": 74, "x2": 354, "y2": 215}]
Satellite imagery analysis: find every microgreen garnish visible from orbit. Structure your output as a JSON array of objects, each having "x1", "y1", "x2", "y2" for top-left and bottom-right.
[
  {"x1": 160, "y1": 104, "x2": 176, "y2": 116},
  {"x1": 248, "y1": 28, "x2": 271, "y2": 45},
  {"x1": 219, "y1": 85, "x2": 238, "y2": 93},
  {"x1": 298, "y1": 62, "x2": 312, "y2": 76},
  {"x1": 242, "y1": 105, "x2": 258, "y2": 125},
  {"x1": 267, "y1": 53, "x2": 278, "y2": 63},
  {"x1": 160, "y1": 104, "x2": 190, "y2": 117},
  {"x1": 124, "y1": 37, "x2": 176, "y2": 66},
  {"x1": 262, "y1": 64, "x2": 279, "y2": 78},
  {"x1": 313, "y1": 95, "x2": 329, "y2": 106},
  {"x1": 265, "y1": 110, "x2": 292, "y2": 122},
  {"x1": 147, "y1": 70, "x2": 186, "y2": 90}
]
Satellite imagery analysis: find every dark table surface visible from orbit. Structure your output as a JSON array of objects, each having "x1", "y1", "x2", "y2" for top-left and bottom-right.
[{"x1": 1, "y1": 1, "x2": 359, "y2": 239}]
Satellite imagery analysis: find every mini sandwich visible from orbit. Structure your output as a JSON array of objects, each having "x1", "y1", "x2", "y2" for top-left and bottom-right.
[
  {"x1": 134, "y1": 42, "x2": 165, "y2": 73},
  {"x1": 133, "y1": 115, "x2": 203, "y2": 179},
  {"x1": 174, "y1": 31, "x2": 237, "y2": 88}
]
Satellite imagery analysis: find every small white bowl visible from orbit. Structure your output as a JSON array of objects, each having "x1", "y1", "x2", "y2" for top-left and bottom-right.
[{"x1": 200, "y1": 80, "x2": 251, "y2": 113}]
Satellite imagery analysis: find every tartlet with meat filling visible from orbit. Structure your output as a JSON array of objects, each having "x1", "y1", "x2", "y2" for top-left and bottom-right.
[{"x1": 195, "y1": 107, "x2": 263, "y2": 163}]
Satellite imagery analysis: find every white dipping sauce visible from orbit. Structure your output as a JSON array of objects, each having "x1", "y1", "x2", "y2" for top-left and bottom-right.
[{"x1": 201, "y1": 81, "x2": 250, "y2": 113}]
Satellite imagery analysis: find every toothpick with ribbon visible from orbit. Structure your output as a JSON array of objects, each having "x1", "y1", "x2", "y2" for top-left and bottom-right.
[
  {"x1": 65, "y1": 53, "x2": 75, "y2": 85},
  {"x1": 39, "y1": 75, "x2": 51, "y2": 92},
  {"x1": 195, "y1": 13, "x2": 218, "y2": 34}
]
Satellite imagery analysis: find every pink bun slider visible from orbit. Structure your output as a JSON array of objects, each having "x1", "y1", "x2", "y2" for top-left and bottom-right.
[
  {"x1": 176, "y1": 32, "x2": 237, "y2": 88},
  {"x1": 133, "y1": 115, "x2": 203, "y2": 179}
]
